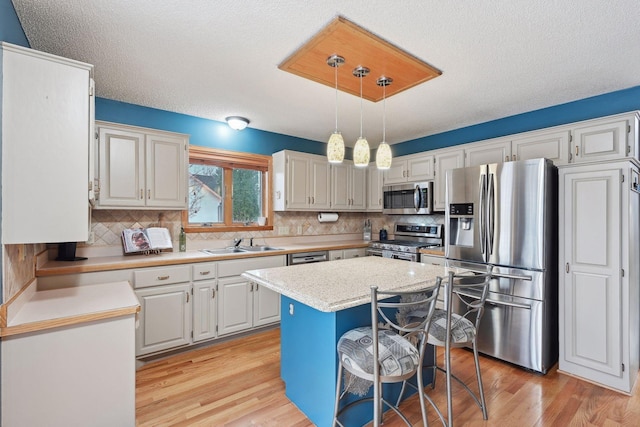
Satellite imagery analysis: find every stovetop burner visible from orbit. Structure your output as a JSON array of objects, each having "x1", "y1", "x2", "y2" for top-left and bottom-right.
[{"x1": 368, "y1": 223, "x2": 444, "y2": 254}]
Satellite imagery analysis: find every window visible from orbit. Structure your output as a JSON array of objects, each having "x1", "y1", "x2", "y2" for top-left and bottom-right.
[{"x1": 183, "y1": 146, "x2": 272, "y2": 232}]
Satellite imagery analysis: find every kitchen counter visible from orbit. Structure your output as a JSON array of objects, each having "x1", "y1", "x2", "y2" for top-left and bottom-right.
[
  {"x1": 36, "y1": 240, "x2": 369, "y2": 277},
  {"x1": 419, "y1": 245, "x2": 445, "y2": 256},
  {"x1": 1, "y1": 280, "x2": 139, "y2": 426},
  {"x1": 0, "y1": 279, "x2": 140, "y2": 337},
  {"x1": 241, "y1": 256, "x2": 444, "y2": 426},
  {"x1": 243, "y1": 256, "x2": 443, "y2": 312}
]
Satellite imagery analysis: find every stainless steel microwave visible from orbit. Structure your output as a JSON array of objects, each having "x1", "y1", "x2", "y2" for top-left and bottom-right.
[{"x1": 382, "y1": 181, "x2": 433, "y2": 214}]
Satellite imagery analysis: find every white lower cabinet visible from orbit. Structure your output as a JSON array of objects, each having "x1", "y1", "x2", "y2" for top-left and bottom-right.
[
  {"x1": 133, "y1": 255, "x2": 284, "y2": 357},
  {"x1": 217, "y1": 276, "x2": 253, "y2": 335},
  {"x1": 559, "y1": 160, "x2": 639, "y2": 393},
  {"x1": 329, "y1": 248, "x2": 367, "y2": 260},
  {"x1": 135, "y1": 282, "x2": 191, "y2": 356},
  {"x1": 192, "y1": 262, "x2": 218, "y2": 342},
  {"x1": 218, "y1": 255, "x2": 285, "y2": 337}
]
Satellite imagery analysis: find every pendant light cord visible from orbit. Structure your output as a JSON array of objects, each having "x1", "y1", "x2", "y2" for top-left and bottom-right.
[
  {"x1": 382, "y1": 83, "x2": 386, "y2": 142},
  {"x1": 359, "y1": 72, "x2": 364, "y2": 137},
  {"x1": 334, "y1": 63, "x2": 339, "y2": 132}
]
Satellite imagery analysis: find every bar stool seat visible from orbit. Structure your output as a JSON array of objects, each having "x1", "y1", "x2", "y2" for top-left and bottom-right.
[{"x1": 333, "y1": 281, "x2": 441, "y2": 427}]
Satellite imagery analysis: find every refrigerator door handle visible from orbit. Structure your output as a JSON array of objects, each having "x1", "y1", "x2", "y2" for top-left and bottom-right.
[
  {"x1": 479, "y1": 173, "x2": 487, "y2": 255},
  {"x1": 488, "y1": 173, "x2": 496, "y2": 255}
]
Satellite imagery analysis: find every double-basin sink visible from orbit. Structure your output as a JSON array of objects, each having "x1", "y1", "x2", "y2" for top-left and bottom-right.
[{"x1": 201, "y1": 245, "x2": 283, "y2": 256}]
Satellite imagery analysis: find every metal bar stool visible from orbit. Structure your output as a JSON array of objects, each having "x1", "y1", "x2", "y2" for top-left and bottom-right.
[
  {"x1": 426, "y1": 268, "x2": 493, "y2": 426},
  {"x1": 333, "y1": 280, "x2": 441, "y2": 427}
]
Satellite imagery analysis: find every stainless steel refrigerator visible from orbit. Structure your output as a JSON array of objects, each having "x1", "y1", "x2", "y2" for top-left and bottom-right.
[{"x1": 445, "y1": 158, "x2": 558, "y2": 373}]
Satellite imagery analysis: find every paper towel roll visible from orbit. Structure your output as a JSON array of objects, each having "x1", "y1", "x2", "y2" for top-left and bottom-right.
[{"x1": 317, "y1": 212, "x2": 339, "y2": 223}]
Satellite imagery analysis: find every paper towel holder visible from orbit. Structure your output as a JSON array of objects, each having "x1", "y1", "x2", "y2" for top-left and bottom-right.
[{"x1": 318, "y1": 212, "x2": 339, "y2": 223}]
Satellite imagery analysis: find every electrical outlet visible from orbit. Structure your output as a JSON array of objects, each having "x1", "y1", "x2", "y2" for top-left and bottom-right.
[
  {"x1": 87, "y1": 232, "x2": 95, "y2": 245},
  {"x1": 278, "y1": 226, "x2": 289, "y2": 235},
  {"x1": 297, "y1": 225, "x2": 303, "y2": 235}
]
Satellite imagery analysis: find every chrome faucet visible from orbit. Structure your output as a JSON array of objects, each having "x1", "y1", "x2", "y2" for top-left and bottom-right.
[{"x1": 233, "y1": 238, "x2": 243, "y2": 247}]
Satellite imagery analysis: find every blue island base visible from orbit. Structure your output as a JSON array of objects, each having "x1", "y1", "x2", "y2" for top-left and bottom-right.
[{"x1": 280, "y1": 295, "x2": 435, "y2": 427}]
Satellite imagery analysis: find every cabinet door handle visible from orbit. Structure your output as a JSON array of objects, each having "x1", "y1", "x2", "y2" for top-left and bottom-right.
[
  {"x1": 512, "y1": 154, "x2": 517, "y2": 161},
  {"x1": 199, "y1": 271, "x2": 211, "y2": 276},
  {"x1": 140, "y1": 189, "x2": 144, "y2": 199},
  {"x1": 575, "y1": 146, "x2": 579, "y2": 156},
  {"x1": 147, "y1": 189, "x2": 151, "y2": 199},
  {"x1": 212, "y1": 289, "x2": 216, "y2": 299},
  {"x1": 505, "y1": 155, "x2": 509, "y2": 162},
  {"x1": 157, "y1": 275, "x2": 170, "y2": 280},
  {"x1": 255, "y1": 283, "x2": 259, "y2": 291},
  {"x1": 312, "y1": 196, "x2": 315, "y2": 204},
  {"x1": 566, "y1": 263, "x2": 570, "y2": 273},
  {"x1": 186, "y1": 291, "x2": 190, "y2": 303}
]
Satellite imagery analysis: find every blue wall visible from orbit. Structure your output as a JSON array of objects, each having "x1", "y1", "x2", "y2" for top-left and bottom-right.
[
  {"x1": 394, "y1": 85, "x2": 640, "y2": 156},
  {"x1": 95, "y1": 98, "x2": 329, "y2": 156},
  {"x1": 0, "y1": 0, "x2": 29, "y2": 47}
]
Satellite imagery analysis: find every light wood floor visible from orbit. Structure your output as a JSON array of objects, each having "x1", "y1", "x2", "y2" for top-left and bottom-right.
[{"x1": 136, "y1": 328, "x2": 640, "y2": 426}]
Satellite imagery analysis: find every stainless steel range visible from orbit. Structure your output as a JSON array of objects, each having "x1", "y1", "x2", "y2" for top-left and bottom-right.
[{"x1": 367, "y1": 223, "x2": 443, "y2": 262}]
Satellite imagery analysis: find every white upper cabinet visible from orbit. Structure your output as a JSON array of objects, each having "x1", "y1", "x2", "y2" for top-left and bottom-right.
[
  {"x1": 433, "y1": 147, "x2": 464, "y2": 211},
  {"x1": 273, "y1": 150, "x2": 331, "y2": 211},
  {"x1": 572, "y1": 116, "x2": 636, "y2": 163},
  {"x1": 95, "y1": 121, "x2": 188, "y2": 210},
  {"x1": 330, "y1": 161, "x2": 366, "y2": 211},
  {"x1": 366, "y1": 164, "x2": 384, "y2": 211},
  {"x1": 384, "y1": 153, "x2": 434, "y2": 184},
  {"x1": 512, "y1": 130, "x2": 571, "y2": 164},
  {"x1": 1, "y1": 42, "x2": 93, "y2": 244},
  {"x1": 464, "y1": 138, "x2": 511, "y2": 166}
]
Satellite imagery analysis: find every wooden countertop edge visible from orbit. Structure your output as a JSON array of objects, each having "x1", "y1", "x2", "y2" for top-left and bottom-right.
[
  {"x1": 0, "y1": 305, "x2": 140, "y2": 338},
  {"x1": 36, "y1": 241, "x2": 370, "y2": 277}
]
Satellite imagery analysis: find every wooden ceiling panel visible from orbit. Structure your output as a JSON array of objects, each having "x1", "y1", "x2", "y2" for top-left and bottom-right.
[{"x1": 279, "y1": 16, "x2": 442, "y2": 102}]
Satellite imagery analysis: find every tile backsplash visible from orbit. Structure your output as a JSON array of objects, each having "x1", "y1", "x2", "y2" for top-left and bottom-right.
[{"x1": 87, "y1": 210, "x2": 444, "y2": 249}]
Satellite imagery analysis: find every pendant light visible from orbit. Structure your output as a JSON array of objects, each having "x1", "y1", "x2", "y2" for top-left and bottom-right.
[
  {"x1": 326, "y1": 55, "x2": 345, "y2": 164},
  {"x1": 376, "y1": 76, "x2": 393, "y2": 170},
  {"x1": 352, "y1": 66, "x2": 370, "y2": 167}
]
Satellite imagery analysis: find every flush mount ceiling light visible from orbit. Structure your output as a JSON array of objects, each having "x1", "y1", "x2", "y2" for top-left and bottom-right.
[
  {"x1": 326, "y1": 54, "x2": 345, "y2": 164},
  {"x1": 376, "y1": 76, "x2": 393, "y2": 170},
  {"x1": 352, "y1": 66, "x2": 371, "y2": 168},
  {"x1": 225, "y1": 116, "x2": 250, "y2": 130}
]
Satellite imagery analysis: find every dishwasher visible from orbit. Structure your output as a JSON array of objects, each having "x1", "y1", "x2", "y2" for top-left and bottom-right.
[{"x1": 287, "y1": 251, "x2": 329, "y2": 265}]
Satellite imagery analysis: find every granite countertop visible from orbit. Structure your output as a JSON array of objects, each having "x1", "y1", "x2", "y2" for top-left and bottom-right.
[
  {"x1": 37, "y1": 240, "x2": 370, "y2": 277},
  {"x1": 242, "y1": 257, "x2": 445, "y2": 313}
]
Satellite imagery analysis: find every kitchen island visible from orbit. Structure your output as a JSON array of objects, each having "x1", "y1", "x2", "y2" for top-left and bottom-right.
[{"x1": 242, "y1": 257, "x2": 443, "y2": 427}]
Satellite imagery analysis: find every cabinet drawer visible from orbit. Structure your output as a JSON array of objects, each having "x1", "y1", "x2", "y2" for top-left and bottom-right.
[
  {"x1": 192, "y1": 262, "x2": 217, "y2": 281},
  {"x1": 134, "y1": 265, "x2": 191, "y2": 288},
  {"x1": 218, "y1": 255, "x2": 285, "y2": 278}
]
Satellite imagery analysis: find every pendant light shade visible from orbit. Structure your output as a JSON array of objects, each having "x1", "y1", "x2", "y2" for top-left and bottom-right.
[
  {"x1": 376, "y1": 76, "x2": 393, "y2": 170},
  {"x1": 353, "y1": 66, "x2": 370, "y2": 167},
  {"x1": 327, "y1": 55, "x2": 345, "y2": 164},
  {"x1": 327, "y1": 132, "x2": 345, "y2": 163}
]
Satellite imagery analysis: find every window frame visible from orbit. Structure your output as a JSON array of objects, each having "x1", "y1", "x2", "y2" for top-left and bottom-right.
[{"x1": 182, "y1": 146, "x2": 273, "y2": 233}]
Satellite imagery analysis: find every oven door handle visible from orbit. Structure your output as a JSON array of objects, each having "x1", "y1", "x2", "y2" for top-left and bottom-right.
[{"x1": 455, "y1": 290, "x2": 532, "y2": 310}]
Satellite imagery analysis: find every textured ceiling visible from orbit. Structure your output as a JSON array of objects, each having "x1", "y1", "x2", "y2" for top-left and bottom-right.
[{"x1": 11, "y1": 0, "x2": 640, "y2": 148}]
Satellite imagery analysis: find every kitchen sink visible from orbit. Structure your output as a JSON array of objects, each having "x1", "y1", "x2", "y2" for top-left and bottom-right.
[
  {"x1": 239, "y1": 245, "x2": 283, "y2": 252},
  {"x1": 200, "y1": 246, "x2": 282, "y2": 255},
  {"x1": 200, "y1": 247, "x2": 247, "y2": 255}
]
